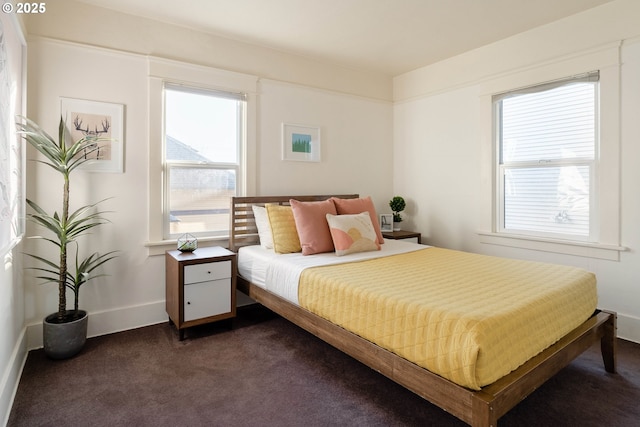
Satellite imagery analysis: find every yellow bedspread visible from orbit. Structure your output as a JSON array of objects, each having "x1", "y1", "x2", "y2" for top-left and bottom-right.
[{"x1": 298, "y1": 247, "x2": 597, "y2": 390}]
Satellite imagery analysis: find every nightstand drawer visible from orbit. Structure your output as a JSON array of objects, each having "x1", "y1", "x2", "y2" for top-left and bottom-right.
[
  {"x1": 184, "y1": 260, "x2": 231, "y2": 284},
  {"x1": 183, "y1": 278, "x2": 232, "y2": 322}
]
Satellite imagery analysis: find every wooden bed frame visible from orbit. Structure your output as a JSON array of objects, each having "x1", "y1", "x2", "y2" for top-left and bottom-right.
[{"x1": 229, "y1": 195, "x2": 617, "y2": 427}]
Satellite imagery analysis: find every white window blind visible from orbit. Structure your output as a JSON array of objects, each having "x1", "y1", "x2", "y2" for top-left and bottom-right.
[{"x1": 494, "y1": 71, "x2": 599, "y2": 240}]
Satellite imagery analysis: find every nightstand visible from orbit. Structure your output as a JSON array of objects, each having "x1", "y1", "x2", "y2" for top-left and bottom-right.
[
  {"x1": 382, "y1": 230, "x2": 422, "y2": 244},
  {"x1": 165, "y1": 246, "x2": 237, "y2": 340}
]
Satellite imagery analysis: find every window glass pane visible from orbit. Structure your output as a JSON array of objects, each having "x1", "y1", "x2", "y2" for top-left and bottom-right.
[
  {"x1": 496, "y1": 74, "x2": 598, "y2": 240},
  {"x1": 164, "y1": 84, "x2": 244, "y2": 239},
  {"x1": 501, "y1": 82, "x2": 595, "y2": 163},
  {"x1": 503, "y1": 165, "x2": 589, "y2": 236},
  {"x1": 168, "y1": 167, "x2": 236, "y2": 236},
  {"x1": 165, "y1": 88, "x2": 239, "y2": 164}
]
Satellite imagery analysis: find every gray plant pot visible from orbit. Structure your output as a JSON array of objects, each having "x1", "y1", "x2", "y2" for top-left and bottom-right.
[{"x1": 43, "y1": 310, "x2": 88, "y2": 359}]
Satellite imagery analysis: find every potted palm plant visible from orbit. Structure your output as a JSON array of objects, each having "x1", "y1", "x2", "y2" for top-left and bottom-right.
[
  {"x1": 389, "y1": 196, "x2": 406, "y2": 231},
  {"x1": 19, "y1": 116, "x2": 118, "y2": 359}
]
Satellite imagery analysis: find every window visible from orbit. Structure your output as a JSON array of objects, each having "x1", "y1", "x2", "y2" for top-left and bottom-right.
[
  {"x1": 494, "y1": 71, "x2": 599, "y2": 241},
  {"x1": 163, "y1": 84, "x2": 246, "y2": 239}
]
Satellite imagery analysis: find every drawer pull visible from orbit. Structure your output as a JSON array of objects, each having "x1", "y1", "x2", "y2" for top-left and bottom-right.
[{"x1": 187, "y1": 301, "x2": 191, "y2": 305}]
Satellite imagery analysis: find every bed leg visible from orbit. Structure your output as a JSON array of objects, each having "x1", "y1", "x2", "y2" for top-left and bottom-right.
[
  {"x1": 472, "y1": 397, "x2": 497, "y2": 427},
  {"x1": 600, "y1": 310, "x2": 617, "y2": 374}
]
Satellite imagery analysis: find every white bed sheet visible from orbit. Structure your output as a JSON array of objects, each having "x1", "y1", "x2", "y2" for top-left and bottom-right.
[{"x1": 238, "y1": 239, "x2": 428, "y2": 305}]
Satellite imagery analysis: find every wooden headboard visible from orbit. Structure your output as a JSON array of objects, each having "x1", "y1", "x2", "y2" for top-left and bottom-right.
[{"x1": 229, "y1": 194, "x2": 359, "y2": 252}]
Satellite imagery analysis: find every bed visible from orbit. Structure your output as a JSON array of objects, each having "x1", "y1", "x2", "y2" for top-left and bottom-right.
[{"x1": 229, "y1": 194, "x2": 617, "y2": 427}]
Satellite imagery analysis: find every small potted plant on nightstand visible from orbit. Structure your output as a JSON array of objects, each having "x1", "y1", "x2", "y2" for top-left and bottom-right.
[{"x1": 389, "y1": 196, "x2": 406, "y2": 231}]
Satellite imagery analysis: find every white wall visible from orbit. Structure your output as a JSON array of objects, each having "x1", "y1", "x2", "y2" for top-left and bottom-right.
[
  {"x1": 23, "y1": 39, "x2": 166, "y2": 344},
  {"x1": 393, "y1": 0, "x2": 640, "y2": 342},
  {"x1": 0, "y1": 247, "x2": 26, "y2": 426},
  {"x1": 23, "y1": 0, "x2": 392, "y2": 102},
  {"x1": 257, "y1": 79, "x2": 393, "y2": 203},
  {"x1": 22, "y1": 34, "x2": 394, "y2": 348}
]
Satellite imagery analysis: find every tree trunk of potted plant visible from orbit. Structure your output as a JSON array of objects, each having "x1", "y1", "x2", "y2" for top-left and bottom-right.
[{"x1": 19, "y1": 117, "x2": 118, "y2": 359}]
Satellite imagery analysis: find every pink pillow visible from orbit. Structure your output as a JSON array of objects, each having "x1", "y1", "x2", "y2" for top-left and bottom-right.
[
  {"x1": 331, "y1": 196, "x2": 384, "y2": 244},
  {"x1": 290, "y1": 199, "x2": 337, "y2": 255}
]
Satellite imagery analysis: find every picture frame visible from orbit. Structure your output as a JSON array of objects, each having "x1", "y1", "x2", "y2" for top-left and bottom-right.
[
  {"x1": 380, "y1": 214, "x2": 393, "y2": 232},
  {"x1": 282, "y1": 123, "x2": 321, "y2": 162},
  {"x1": 60, "y1": 97, "x2": 124, "y2": 173}
]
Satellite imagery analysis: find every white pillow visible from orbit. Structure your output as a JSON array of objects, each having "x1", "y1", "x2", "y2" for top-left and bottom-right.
[{"x1": 252, "y1": 205, "x2": 273, "y2": 249}]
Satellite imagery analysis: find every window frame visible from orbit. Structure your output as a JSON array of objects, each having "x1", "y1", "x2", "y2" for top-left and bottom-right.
[
  {"x1": 477, "y1": 44, "x2": 625, "y2": 261},
  {"x1": 493, "y1": 72, "x2": 600, "y2": 242},
  {"x1": 162, "y1": 83, "x2": 246, "y2": 240},
  {"x1": 146, "y1": 57, "x2": 257, "y2": 255}
]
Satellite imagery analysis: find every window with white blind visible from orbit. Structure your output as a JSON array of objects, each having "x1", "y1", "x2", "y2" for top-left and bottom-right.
[
  {"x1": 494, "y1": 71, "x2": 599, "y2": 241},
  {"x1": 163, "y1": 84, "x2": 246, "y2": 239}
]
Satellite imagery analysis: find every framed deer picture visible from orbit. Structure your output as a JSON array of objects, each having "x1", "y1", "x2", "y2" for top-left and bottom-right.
[{"x1": 60, "y1": 97, "x2": 124, "y2": 173}]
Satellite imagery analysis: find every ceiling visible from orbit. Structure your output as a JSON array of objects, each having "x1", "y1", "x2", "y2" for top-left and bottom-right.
[{"x1": 77, "y1": 0, "x2": 614, "y2": 76}]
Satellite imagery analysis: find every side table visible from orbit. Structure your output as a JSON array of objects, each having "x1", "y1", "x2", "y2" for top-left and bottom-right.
[
  {"x1": 382, "y1": 230, "x2": 422, "y2": 244},
  {"x1": 165, "y1": 246, "x2": 237, "y2": 340}
]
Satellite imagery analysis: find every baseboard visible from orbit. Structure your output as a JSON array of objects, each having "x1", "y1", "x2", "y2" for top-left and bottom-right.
[
  {"x1": 26, "y1": 300, "x2": 168, "y2": 350},
  {"x1": 617, "y1": 312, "x2": 640, "y2": 344},
  {"x1": 26, "y1": 290, "x2": 253, "y2": 350},
  {"x1": 1, "y1": 327, "x2": 28, "y2": 427},
  {"x1": 23, "y1": 299, "x2": 640, "y2": 350}
]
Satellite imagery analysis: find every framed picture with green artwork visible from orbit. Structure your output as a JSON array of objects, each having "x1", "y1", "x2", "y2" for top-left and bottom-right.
[{"x1": 282, "y1": 123, "x2": 320, "y2": 162}]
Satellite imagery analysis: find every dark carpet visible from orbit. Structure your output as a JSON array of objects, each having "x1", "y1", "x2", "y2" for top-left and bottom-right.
[{"x1": 8, "y1": 305, "x2": 640, "y2": 427}]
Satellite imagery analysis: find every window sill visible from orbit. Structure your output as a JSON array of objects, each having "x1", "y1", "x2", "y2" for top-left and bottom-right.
[
  {"x1": 145, "y1": 236, "x2": 229, "y2": 256},
  {"x1": 477, "y1": 232, "x2": 627, "y2": 261}
]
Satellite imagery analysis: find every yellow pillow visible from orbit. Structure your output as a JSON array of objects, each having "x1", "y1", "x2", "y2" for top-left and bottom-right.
[{"x1": 265, "y1": 204, "x2": 302, "y2": 254}]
